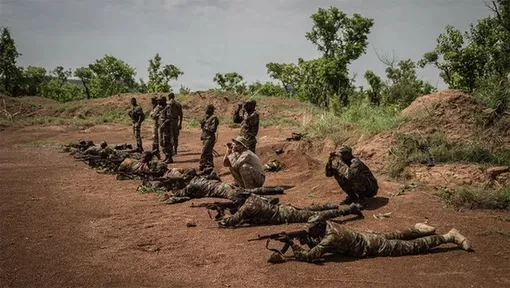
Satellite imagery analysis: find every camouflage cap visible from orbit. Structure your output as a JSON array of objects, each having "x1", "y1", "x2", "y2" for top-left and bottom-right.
[
  {"x1": 337, "y1": 146, "x2": 352, "y2": 154},
  {"x1": 232, "y1": 136, "x2": 249, "y2": 149}
]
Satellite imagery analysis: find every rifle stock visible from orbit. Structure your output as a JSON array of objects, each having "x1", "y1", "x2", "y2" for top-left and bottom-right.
[{"x1": 190, "y1": 201, "x2": 236, "y2": 220}]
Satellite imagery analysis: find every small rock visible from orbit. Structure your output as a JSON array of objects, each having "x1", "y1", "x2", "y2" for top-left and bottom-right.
[{"x1": 186, "y1": 219, "x2": 197, "y2": 227}]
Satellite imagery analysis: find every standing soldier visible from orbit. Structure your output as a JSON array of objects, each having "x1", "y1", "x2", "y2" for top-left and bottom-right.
[
  {"x1": 128, "y1": 97, "x2": 145, "y2": 152},
  {"x1": 149, "y1": 97, "x2": 161, "y2": 159},
  {"x1": 167, "y1": 92, "x2": 183, "y2": 155},
  {"x1": 233, "y1": 100, "x2": 259, "y2": 153},
  {"x1": 199, "y1": 104, "x2": 219, "y2": 172},
  {"x1": 158, "y1": 96, "x2": 174, "y2": 164}
]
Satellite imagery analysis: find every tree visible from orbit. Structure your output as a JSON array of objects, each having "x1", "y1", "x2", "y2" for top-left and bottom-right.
[
  {"x1": 265, "y1": 7, "x2": 374, "y2": 107},
  {"x1": 247, "y1": 81, "x2": 286, "y2": 96},
  {"x1": 265, "y1": 62, "x2": 300, "y2": 93},
  {"x1": 364, "y1": 70, "x2": 383, "y2": 106},
  {"x1": 0, "y1": 27, "x2": 22, "y2": 96},
  {"x1": 136, "y1": 78, "x2": 148, "y2": 93},
  {"x1": 213, "y1": 72, "x2": 246, "y2": 94},
  {"x1": 74, "y1": 67, "x2": 93, "y2": 99},
  {"x1": 22, "y1": 66, "x2": 47, "y2": 96},
  {"x1": 89, "y1": 55, "x2": 137, "y2": 98},
  {"x1": 419, "y1": 1, "x2": 510, "y2": 92},
  {"x1": 305, "y1": 7, "x2": 374, "y2": 61},
  {"x1": 147, "y1": 53, "x2": 183, "y2": 93},
  {"x1": 41, "y1": 66, "x2": 83, "y2": 102},
  {"x1": 384, "y1": 59, "x2": 435, "y2": 106}
]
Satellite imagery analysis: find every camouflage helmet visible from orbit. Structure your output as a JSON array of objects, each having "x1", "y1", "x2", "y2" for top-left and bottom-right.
[{"x1": 100, "y1": 141, "x2": 107, "y2": 148}]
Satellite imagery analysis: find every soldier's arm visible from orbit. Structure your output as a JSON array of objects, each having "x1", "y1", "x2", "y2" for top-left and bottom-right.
[
  {"x1": 290, "y1": 241, "x2": 333, "y2": 262},
  {"x1": 337, "y1": 159, "x2": 360, "y2": 180},
  {"x1": 325, "y1": 157, "x2": 337, "y2": 177},
  {"x1": 233, "y1": 107, "x2": 243, "y2": 123}
]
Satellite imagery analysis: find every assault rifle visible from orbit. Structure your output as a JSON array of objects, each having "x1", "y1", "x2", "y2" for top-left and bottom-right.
[
  {"x1": 248, "y1": 229, "x2": 312, "y2": 255},
  {"x1": 190, "y1": 201, "x2": 237, "y2": 220}
]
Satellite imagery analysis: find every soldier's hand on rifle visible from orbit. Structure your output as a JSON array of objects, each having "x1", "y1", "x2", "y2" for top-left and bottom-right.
[{"x1": 276, "y1": 234, "x2": 293, "y2": 244}]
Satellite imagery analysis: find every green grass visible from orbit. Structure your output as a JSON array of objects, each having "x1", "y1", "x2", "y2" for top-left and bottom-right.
[
  {"x1": 434, "y1": 186, "x2": 510, "y2": 210},
  {"x1": 260, "y1": 116, "x2": 299, "y2": 127},
  {"x1": 336, "y1": 103, "x2": 407, "y2": 135},
  {"x1": 387, "y1": 131, "x2": 510, "y2": 177}
]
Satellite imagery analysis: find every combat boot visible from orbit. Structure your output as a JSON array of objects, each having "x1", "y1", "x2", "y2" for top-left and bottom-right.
[
  {"x1": 163, "y1": 155, "x2": 173, "y2": 164},
  {"x1": 340, "y1": 195, "x2": 354, "y2": 205},
  {"x1": 443, "y1": 229, "x2": 473, "y2": 251},
  {"x1": 348, "y1": 203, "x2": 364, "y2": 217}
]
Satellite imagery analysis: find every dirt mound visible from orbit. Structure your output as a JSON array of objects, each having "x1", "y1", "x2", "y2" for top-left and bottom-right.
[
  {"x1": 0, "y1": 95, "x2": 58, "y2": 119},
  {"x1": 401, "y1": 90, "x2": 510, "y2": 146},
  {"x1": 356, "y1": 90, "x2": 510, "y2": 182},
  {"x1": 1, "y1": 92, "x2": 310, "y2": 125}
]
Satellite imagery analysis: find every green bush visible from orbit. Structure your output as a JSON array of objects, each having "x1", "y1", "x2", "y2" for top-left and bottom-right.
[{"x1": 434, "y1": 186, "x2": 510, "y2": 210}]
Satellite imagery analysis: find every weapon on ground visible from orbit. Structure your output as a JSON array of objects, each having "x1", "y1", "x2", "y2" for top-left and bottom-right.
[
  {"x1": 417, "y1": 144, "x2": 435, "y2": 167},
  {"x1": 190, "y1": 201, "x2": 237, "y2": 220}
]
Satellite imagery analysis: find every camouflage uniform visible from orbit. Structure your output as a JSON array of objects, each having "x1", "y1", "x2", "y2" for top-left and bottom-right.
[
  {"x1": 220, "y1": 194, "x2": 359, "y2": 227},
  {"x1": 150, "y1": 104, "x2": 162, "y2": 155},
  {"x1": 168, "y1": 98, "x2": 183, "y2": 154},
  {"x1": 117, "y1": 158, "x2": 167, "y2": 177},
  {"x1": 129, "y1": 105, "x2": 145, "y2": 151},
  {"x1": 164, "y1": 178, "x2": 282, "y2": 204},
  {"x1": 226, "y1": 149, "x2": 265, "y2": 189},
  {"x1": 199, "y1": 114, "x2": 219, "y2": 171},
  {"x1": 63, "y1": 140, "x2": 95, "y2": 154},
  {"x1": 326, "y1": 157, "x2": 378, "y2": 202},
  {"x1": 81, "y1": 145, "x2": 115, "y2": 157},
  {"x1": 290, "y1": 221, "x2": 464, "y2": 262},
  {"x1": 233, "y1": 109, "x2": 259, "y2": 153},
  {"x1": 158, "y1": 103, "x2": 174, "y2": 161}
]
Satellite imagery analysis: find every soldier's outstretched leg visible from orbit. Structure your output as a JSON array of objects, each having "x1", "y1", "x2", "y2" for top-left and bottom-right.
[
  {"x1": 306, "y1": 203, "x2": 363, "y2": 223},
  {"x1": 245, "y1": 187, "x2": 284, "y2": 195},
  {"x1": 375, "y1": 223, "x2": 437, "y2": 240},
  {"x1": 365, "y1": 228, "x2": 473, "y2": 257}
]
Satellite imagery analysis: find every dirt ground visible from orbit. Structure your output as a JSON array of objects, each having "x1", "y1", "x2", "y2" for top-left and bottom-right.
[{"x1": 1, "y1": 124, "x2": 509, "y2": 288}]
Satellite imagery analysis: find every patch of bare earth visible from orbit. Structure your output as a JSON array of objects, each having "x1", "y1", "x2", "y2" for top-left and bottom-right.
[{"x1": 1, "y1": 122, "x2": 509, "y2": 288}]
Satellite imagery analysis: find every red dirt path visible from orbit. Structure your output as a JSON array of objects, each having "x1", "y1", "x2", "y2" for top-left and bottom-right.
[{"x1": 1, "y1": 124, "x2": 509, "y2": 288}]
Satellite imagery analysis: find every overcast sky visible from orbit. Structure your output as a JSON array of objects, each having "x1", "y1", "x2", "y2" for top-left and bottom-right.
[{"x1": 0, "y1": 0, "x2": 492, "y2": 90}]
